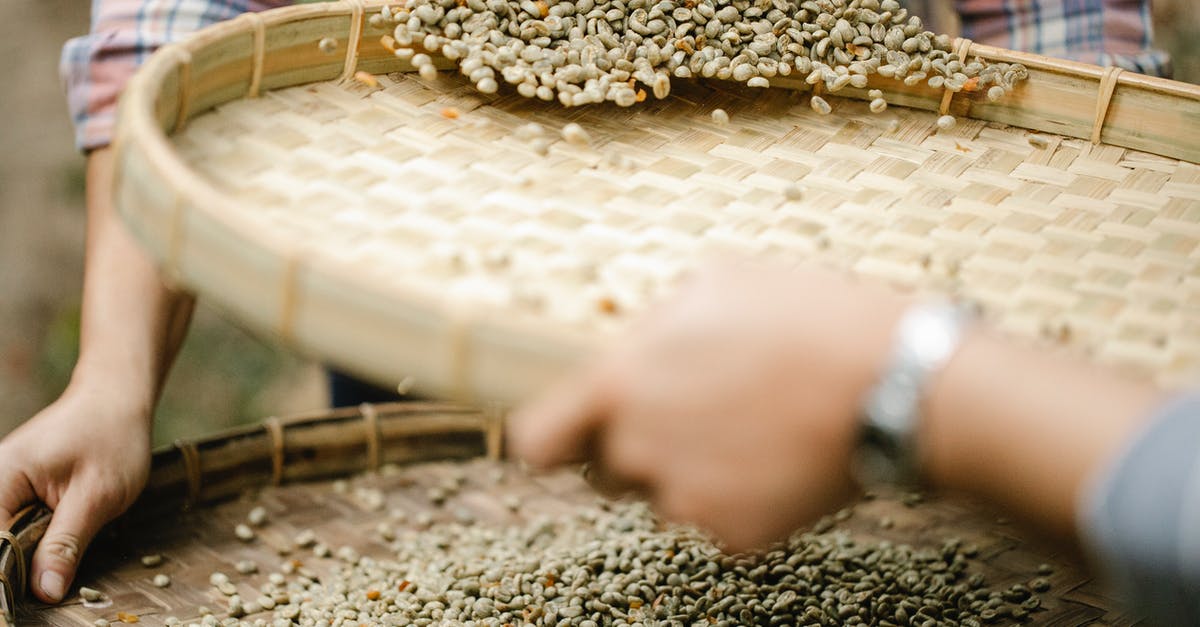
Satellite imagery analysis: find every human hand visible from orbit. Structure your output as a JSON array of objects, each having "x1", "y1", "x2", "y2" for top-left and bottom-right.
[
  {"x1": 509, "y1": 264, "x2": 910, "y2": 552},
  {"x1": 0, "y1": 384, "x2": 151, "y2": 603}
]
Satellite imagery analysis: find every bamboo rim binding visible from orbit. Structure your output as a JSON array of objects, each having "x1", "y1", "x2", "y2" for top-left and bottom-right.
[
  {"x1": 339, "y1": 0, "x2": 366, "y2": 82},
  {"x1": 937, "y1": 37, "x2": 973, "y2": 115},
  {"x1": 1092, "y1": 66, "x2": 1124, "y2": 144},
  {"x1": 238, "y1": 11, "x2": 266, "y2": 98}
]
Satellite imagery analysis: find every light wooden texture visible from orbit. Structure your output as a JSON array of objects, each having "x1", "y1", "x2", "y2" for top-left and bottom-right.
[
  {"x1": 1, "y1": 403, "x2": 1135, "y2": 626},
  {"x1": 113, "y1": 1, "x2": 1200, "y2": 403}
]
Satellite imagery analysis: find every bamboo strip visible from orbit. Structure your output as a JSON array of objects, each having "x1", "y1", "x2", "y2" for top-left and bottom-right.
[
  {"x1": 1092, "y1": 67, "x2": 1124, "y2": 144},
  {"x1": 241, "y1": 12, "x2": 266, "y2": 98}
]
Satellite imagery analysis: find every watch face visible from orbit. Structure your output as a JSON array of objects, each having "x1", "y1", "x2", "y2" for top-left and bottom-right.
[{"x1": 905, "y1": 308, "x2": 964, "y2": 366}]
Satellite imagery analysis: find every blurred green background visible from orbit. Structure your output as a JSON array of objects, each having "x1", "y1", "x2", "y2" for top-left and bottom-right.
[{"x1": 0, "y1": 0, "x2": 1196, "y2": 446}]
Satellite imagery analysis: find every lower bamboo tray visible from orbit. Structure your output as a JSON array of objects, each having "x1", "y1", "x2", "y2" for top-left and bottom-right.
[
  {"x1": 113, "y1": 0, "x2": 1200, "y2": 405},
  {"x1": 2, "y1": 402, "x2": 1138, "y2": 626}
]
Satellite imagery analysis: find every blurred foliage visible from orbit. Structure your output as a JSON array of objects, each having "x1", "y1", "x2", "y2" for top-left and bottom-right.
[
  {"x1": 36, "y1": 303, "x2": 314, "y2": 448},
  {"x1": 152, "y1": 309, "x2": 312, "y2": 446},
  {"x1": 36, "y1": 307, "x2": 81, "y2": 402},
  {"x1": 60, "y1": 160, "x2": 87, "y2": 205}
]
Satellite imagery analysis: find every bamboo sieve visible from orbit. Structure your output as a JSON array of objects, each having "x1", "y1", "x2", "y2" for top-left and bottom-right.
[
  {"x1": 112, "y1": 0, "x2": 1200, "y2": 404},
  {"x1": 1, "y1": 402, "x2": 1136, "y2": 625}
]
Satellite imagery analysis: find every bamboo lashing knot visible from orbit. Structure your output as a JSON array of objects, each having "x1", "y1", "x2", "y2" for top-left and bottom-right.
[
  {"x1": 361, "y1": 404, "x2": 382, "y2": 473},
  {"x1": 174, "y1": 439, "x2": 202, "y2": 509},
  {"x1": 1092, "y1": 66, "x2": 1123, "y2": 144},
  {"x1": 165, "y1": 45, "x2": 194, "y2": 133},
  {"x1": 278, "y1": 254, "x2": 303, "y2": 344},
  {"x1": 0, "y1": 531, "x2": 24, "y2": 601},
  {"x1": 341, "y1": 0, "x2": 366, "y2": 82},
  {"x1": 265, "y1": 416, "x2": 285, "y2": 486},
  {"x1": 240, "y1": 12, "x2": 266, "y2": 98},
  {"x1": 484, "y1": 405, "x2": 505, "y2": 461},
  {"x1": 448, "y1": 309, "x2": 474, "y2": 402},
  {"x1": 164, "y1": 193, "x2": 186, "y2": 286},
  {"x1": 938, "y1": 37, "x2": 973, "y2": 115},
  {"x1": 109, "y1": 119, "x2": 127, "y2": 190}
]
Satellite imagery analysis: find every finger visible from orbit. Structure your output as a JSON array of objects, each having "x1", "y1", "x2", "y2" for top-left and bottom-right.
[
  {"x1": 655, "y1": 487, "x2": 767, "y2": 555},
  {"x1": 508, "y1": 364, "x2": 618, "y2": 469},
  {"x1": 0, "y1": 467, "x2": 36, "y2": 528},
  {"x1": 30, "y1": 486, "x2": 109, "y2": 603},
  {"x1": 581, "y1": 459, "x2": 648, "y2": 498}
]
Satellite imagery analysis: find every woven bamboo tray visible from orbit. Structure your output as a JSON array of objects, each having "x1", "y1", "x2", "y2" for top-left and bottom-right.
[
  {"x1": 2, "y1": 402, "x2": 1139, "y2": 626},
  {"x1": 112, "y1": 0, "x2": 1200, "y2": 403}
]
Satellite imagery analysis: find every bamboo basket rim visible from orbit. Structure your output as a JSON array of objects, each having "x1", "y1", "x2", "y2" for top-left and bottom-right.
[{"x1": 112, "y1": 0, "x2": 1200, "y2": 405}]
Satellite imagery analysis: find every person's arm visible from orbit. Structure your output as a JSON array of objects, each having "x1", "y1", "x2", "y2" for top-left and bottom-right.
[
  {"x1": 508, "y1": 265, "x2": 1166, "y2": 551},
  {"x1": 0, "y1": 0, "x2": 285, "y2": 603},
  {"x1": 77, "y1": 149, "x2": 196, "y2": 413},
  {"x1": 921, "y1": 328, "x2": 1162, "y2": 539},
  {"x1": 0, "y1": 148, "x2": 194, "y2": 603}
]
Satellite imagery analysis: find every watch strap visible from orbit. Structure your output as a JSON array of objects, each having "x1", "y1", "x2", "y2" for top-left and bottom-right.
[{"x1": 854, "y1": 302, "x2": 973, "y2": 486}]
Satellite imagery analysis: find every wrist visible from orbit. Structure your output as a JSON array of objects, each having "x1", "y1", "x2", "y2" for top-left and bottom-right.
[
  {"x1": 63, "y1": 365, "x2": 156, "y2": 428},
  {"x1": 919, "y1": 331, "x2": 1163, "y2": 535}
]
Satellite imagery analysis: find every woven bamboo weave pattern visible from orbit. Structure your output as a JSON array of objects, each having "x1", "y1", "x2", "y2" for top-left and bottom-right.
[{"x1": 172, "y1": 71, "x2": 1200, "y2": 389}]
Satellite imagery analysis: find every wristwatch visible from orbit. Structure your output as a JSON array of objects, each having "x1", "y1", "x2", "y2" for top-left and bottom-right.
[{"x1": 853, "y1": 302, "x2": 973, "y2": 487}]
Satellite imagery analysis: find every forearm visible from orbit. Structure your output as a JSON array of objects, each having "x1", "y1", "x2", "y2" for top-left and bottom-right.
[
  {"x1": 70, "y1": 148, "x2": 195, "y2": 420},
  {"x1": 920, "y1": 329, "x2": 1165, "y2": 538}
]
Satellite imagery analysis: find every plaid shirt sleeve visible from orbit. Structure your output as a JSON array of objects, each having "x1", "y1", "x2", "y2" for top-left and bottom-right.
[
  {"x1": 906, "y1": 0, "x2": 1171, "y2": 78},
  {"x1": 61, "y1": 0, "x2": 292, "y2": 153},
  {"x1": 1079, "y1": 392, "x2": 1200, "y2": 624}
]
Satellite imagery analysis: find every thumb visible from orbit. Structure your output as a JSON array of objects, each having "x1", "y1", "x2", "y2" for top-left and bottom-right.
[{"x1": 30, "y1": 486, "x2": 108, "y2": 604}]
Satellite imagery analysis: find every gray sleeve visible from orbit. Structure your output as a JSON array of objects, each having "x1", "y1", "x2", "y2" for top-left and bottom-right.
[{"x1": 1079, "y1": 392, "x2": 1200, "y2": 625}]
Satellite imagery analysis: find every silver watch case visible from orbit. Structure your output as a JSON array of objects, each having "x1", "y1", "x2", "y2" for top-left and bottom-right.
[{"x1": 854, "y1": 303, "x2": 972, "y2": 486}]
